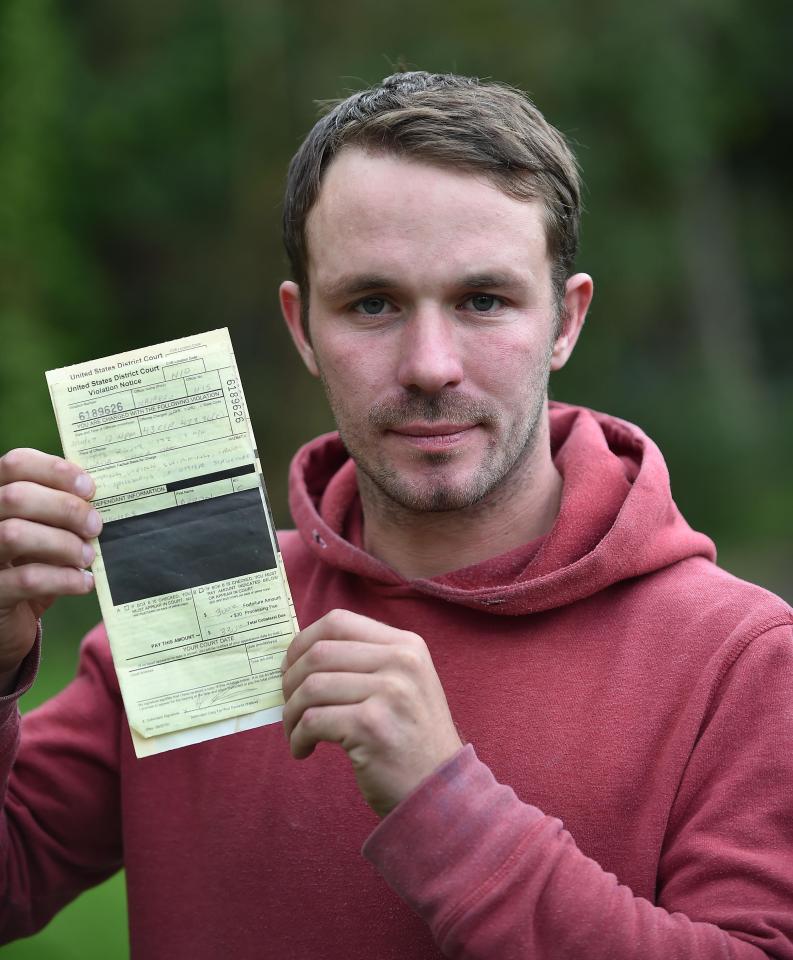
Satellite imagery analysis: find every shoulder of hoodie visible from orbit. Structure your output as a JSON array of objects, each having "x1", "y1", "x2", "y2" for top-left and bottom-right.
[
  {"x1": 620, "y1": 552, "x2": 793, "y2": 668},
  {"x1": 644, "y1": 553, "x2": 791, "y2": 619}
]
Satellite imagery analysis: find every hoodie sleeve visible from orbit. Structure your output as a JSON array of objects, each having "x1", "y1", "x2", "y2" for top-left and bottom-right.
[
  {"x1": 0, "y1": 623, "x2": 123, "y2": 942},
  {"x1": 363, "y1": 623, "x2": 793, "y2": 960}
]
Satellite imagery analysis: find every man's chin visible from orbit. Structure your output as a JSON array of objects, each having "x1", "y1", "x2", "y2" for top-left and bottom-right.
[
  {"x1": 362, "y1": 466, "x2": 495, "y2": 515},
  {"x1": 398, "y1": 487, "x2": 476, "y2": 514}
]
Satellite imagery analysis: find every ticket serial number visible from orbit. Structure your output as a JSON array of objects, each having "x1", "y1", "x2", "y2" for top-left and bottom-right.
[{"x1": 77, "y1": 402, "x2": 125, "y2": 421}]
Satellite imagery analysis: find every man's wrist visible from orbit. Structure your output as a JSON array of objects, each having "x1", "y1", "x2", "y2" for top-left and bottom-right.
[
  {"x1": 0, "y1": 665, "x2": 22, "y2": 697},
  {"x1": 0, "y1": 622, "x2": 41, "y2": 701}
]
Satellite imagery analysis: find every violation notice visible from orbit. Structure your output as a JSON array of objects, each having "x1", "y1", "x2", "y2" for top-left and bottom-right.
[{"x1": 46, "y1": 328, "x2": 298, "y2": 757}]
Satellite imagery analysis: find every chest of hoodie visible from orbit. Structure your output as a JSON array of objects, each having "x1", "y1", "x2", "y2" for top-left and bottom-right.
[{"x1": 280, "y1": 556, "x2": 745, "y2": 900}]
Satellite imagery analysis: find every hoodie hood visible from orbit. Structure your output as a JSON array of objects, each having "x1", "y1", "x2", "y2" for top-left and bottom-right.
[{"x1": 287, "y1": 403, "x2": 715, "y2": 615}]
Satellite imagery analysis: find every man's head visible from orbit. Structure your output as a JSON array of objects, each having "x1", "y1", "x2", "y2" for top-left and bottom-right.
[
  {"x1": 279, "y1": 72, "x2": 592, "y2": 521},
  {"x1": 282, "y1": 71, "x2": 582, "y2": 333}
]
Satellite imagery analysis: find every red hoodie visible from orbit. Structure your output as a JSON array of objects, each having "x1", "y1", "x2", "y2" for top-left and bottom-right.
[{"x1": 1, "y1": 403, "x2": 792, "y2": 958}]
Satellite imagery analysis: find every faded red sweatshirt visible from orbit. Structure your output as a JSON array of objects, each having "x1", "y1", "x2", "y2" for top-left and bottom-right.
[{"x1": 1, "y1": 403, "x2": 792, "y2": 958}]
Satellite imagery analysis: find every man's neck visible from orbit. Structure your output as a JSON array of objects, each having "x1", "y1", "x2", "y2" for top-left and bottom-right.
[{"x1": 359, "y1": 426, "x2": 562, "y2": 581}]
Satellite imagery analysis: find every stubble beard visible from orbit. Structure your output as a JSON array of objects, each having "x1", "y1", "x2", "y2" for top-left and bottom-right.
[{"x1": 320, "y1": 373, "x2": 551, "y2": 518}]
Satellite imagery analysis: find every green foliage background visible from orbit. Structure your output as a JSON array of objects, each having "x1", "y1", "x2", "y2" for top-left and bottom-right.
[{"x1": 1, "y1": 0, "x2": 791, "y2": 954}]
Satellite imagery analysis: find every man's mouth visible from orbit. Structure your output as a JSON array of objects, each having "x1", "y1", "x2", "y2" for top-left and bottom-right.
[{"x1": 386, "y1": 422, "x2": 478, "y2": 448}]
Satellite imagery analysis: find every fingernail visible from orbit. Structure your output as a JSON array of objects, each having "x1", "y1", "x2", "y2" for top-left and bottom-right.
[
  {"x1": 81, "y1": 543, "x2": 95, "y2": 567},
  {"x1": 74, "y1": 473, "x2": 94, "y2": 497},
  {"x1": 82, "y1": 570, "x2": 94, "y2": 590},
  {"x1": 85, "y1": 509, "x2": 102, "y2": 537}
]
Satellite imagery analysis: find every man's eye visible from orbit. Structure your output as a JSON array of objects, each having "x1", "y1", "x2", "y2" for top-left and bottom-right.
[
  {"x1": 465, "y1": 294, "x2": 500, "y2": 312},
  {"x1": 354, "y1": 297, "x2": 389, "y2": 315}
]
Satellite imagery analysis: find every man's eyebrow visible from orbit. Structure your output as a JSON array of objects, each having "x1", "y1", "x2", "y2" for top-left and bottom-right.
[
  {"x1": 317, "y1": 275, "x2": 396, "y2": 301},
  {"x1": 458, "y1": 272, "x2": 529, "y2": 291}
]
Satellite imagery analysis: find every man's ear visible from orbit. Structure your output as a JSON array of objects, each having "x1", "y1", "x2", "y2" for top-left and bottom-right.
[
  {"x1": 279, "y1": 281, "x2": 320, "y2": 377},
  {"x1": 550, "y1": 272, "x2": 593, "y2": 372}
]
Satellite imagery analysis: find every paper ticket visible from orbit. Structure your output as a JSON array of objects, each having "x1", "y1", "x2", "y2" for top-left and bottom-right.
[{"x1": 46, "y1": 328, "x2": 298, "y2": 757}]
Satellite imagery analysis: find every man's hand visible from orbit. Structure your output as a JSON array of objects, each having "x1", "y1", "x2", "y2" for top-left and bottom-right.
[
  {"x1": 0, "y1": 449, "x2": 100, "y2": 690},
  {"x1": 282, "y1": 609, "x2": 463, "y2": 817}
]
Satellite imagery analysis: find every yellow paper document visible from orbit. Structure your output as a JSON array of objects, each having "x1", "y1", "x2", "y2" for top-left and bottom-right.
[{"x1": 46, "y1": 329, "x2": 298, "y2": 757}]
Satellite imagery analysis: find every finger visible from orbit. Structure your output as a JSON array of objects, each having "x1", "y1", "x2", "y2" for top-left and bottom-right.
[
  {"x1": 0, "y1": 518, "x2": 94, "y2": 568},
  {"x1": 284, "y1": 609, "x2": 414, "y2": 670},
  {"x1": 282, "y1": 640, "x2": 394, "y2": 700},
  {"x1": 288, "y1": 703, "x2": 359, "y2": 760},
  {"x1": 0, "y1": 482, "x2": 102, "y2": 539},
  {"x1": 0, "y1": 449, "x2": 94, "y2": 499},
  {"x1": 0, "y1": 564, "x2": 94, "y2": 606},
  {"x1": 282, "y1": 671, "x2": 376, "y2": 740}
]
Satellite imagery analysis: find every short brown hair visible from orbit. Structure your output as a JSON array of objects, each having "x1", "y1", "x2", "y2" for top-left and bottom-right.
[{"x1": 282, "y1": 71, "x2": 582, "y2": 327}]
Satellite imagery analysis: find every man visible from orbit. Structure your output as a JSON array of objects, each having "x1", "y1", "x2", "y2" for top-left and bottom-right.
[{"x1": 1, "y1": 71, "x2": 792, "y2": 958}]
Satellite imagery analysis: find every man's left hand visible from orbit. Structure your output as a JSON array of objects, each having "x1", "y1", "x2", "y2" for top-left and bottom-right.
[{"x1": 281, "y1": 609, "x2": 463, "y2": 817}]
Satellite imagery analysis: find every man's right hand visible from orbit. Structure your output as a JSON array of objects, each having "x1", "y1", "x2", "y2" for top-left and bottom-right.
[{"x1": 0, "y1": 449, "x2": 100, "y2": 693}]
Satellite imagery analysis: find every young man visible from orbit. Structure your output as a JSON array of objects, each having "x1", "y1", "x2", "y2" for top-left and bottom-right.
[{"x1": 1, "y1": 71, "x2": 792, "y2": 958}]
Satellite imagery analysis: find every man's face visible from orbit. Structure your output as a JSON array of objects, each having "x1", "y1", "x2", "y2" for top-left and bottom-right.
[{"x1": 283, "y1": 147, "x2": 583, "y2": 515}]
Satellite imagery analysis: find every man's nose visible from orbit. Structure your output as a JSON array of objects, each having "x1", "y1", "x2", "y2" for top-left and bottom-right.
[{"x1": 396, "y1": 308, "x2": 464, "y2": 393}]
